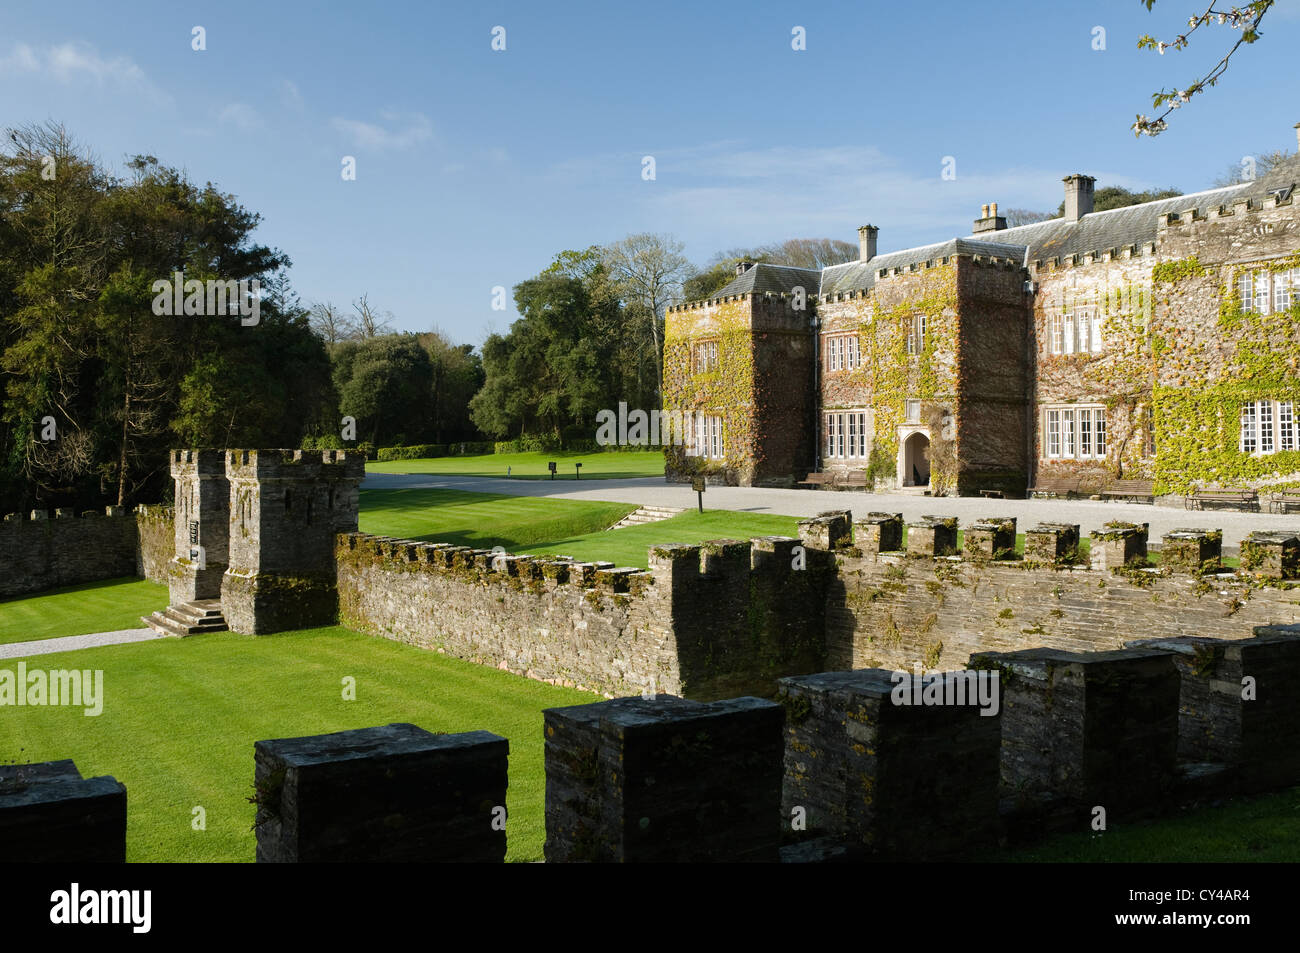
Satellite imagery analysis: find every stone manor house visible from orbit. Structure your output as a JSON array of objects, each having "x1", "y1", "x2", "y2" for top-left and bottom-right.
[{"x1": 663, "y1": 124, "x2": 1300, "y2": 498}]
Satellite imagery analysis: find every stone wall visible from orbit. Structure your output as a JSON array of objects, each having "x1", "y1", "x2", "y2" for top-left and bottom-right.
[
  {"x1": 335, "y1": 532, "x2": 830, "y2": 701},
  {"x1": 826, "y1": 542, "x2": 1300, "y2": 675},
  {"x1": 134, "y1": 505, "x2": 175, "y2": 586},
  {"x1": 0, "y1": 508, "x2": 142, "y2": 599}
]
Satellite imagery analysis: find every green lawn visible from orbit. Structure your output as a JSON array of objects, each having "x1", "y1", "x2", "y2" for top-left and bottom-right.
[
  {"x1": 2, "y1": 576, "x2": 1296, "y2": 863},
  {"x1": 358, "y1": 487, "x2": 803, "y2": 568},
  {"x1": 519, "y1": 510, "x2": 803, "y2": 568},
  {"x1": 366, "y1": 450, "x2": 665, "y2": 480},
  {"x1": 359, "y1": 487, "x2": 637, "y2": 550},
  {"x1": 0, "y1": 577, "x2": 168, "y2": 646},
  {"x1": 0, "y1": 625, "x2": 599, "y2": 862},
  {"x1": 1001, "y1": 786, "x2": 1300, "y2": 862}
]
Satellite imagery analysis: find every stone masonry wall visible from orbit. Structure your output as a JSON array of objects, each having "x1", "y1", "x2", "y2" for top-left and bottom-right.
[
  {"x1": 335, "y1": 532, "x2": 830, "y2": 701},
  {"x1": 0, "y1": 508, "x2": 142, "y2": 599},
  {"x1": 134, "y1": 505, "x2": 175, "y2": 585},
  {"x1": 827, "y1": 549, "x2": 1300, "y2": 674}
]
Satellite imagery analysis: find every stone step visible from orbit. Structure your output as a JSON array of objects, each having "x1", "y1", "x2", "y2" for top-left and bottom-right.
[
  {"x1": 142, "y1": 601, "x2": 228, "y2": 638},
  {"x1": 608, "y1": 506, "x2": 685, "y2": 531}
]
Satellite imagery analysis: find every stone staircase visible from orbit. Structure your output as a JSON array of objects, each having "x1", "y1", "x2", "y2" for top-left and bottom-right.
[
  {"x1": 608, "y1": 505, "x2": 685, "y2": 530},
  {"x1": 142, "y1": 599, "x2": 228, "y2": 638}
]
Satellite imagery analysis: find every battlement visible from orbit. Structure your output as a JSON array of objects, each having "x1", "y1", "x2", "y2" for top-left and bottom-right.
[
  {"x1": 1030, "y1": 241, "x2": 1155, "y2": 274},
  {"x1": 224, "y1": 448, "x2": 366, "y2": 482},
  {"x1": 1156, "y1": 193, "x2": 1296, "y2": 232},
  {"x1": 2, "y1": 506, "x2": 134, "y2": 522}
]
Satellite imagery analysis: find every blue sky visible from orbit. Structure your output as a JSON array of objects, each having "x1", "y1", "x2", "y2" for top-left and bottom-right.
[{"x1": 2, "y1": 0, "x2": 1299, "y2": 345}]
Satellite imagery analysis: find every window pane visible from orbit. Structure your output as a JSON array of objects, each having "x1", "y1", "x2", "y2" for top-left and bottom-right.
[
  {"x1": 1281, "y1": 401, "x2": 1295, "y2": 451},
  {"x1": 1080, "y1": 409, "x2": 1092, "y2": 457},
  {"x1": 1063, "y1": 410, "x2": 1075, "y2": 457},
  {"x1": 1048, "y1": 410, "x2": 1060, "y2": 457},
  {"x1": 1095, "y1": 409, "x2": 1106, "y2": 456},
  {"x1": 1255, "y1": 271, "x2": 1270, "y2": 314},
  {"x1": 1077, "y1": 311, "x2": 1090, "y2": 353},
  {"x1": 1261, "y1": 399, "x2": 1274, "y2": 453},
  {"x1": 1091, "y1": 313, "x2": 1103, "y2": 352},
  {"x1": 1240, "y1": 402, "x2": 1256, "y2": 453},
  {"x1": 1240, "y1": 272, "x2": 1254, "y2": 313}
]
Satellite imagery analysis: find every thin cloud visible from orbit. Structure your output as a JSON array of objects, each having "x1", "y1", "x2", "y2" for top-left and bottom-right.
[
  {"x1": 0, "y1": 41, "x2": 166, "y2": 102},
  {"x1": 217, "y1": 103, "x2": 263, "y2": 132},
  {"x1": 330, "y1": 111, "x2": 434, "y2": 151},
  {"x1": 280, "y1": 79, "x2": 304, "y2": 110}
]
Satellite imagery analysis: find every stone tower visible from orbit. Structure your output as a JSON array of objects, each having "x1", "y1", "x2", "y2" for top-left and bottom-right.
[
  {"x1": 169, "y1": 449, "x2": 230, "y2": 605},
  {"x1": 220, "y1": 449, "x2": 365, "y2": 634}
]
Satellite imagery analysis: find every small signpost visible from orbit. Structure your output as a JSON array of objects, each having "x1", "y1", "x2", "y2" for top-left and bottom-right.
[
  {"x1": 188, "y1": 520, "x2": 199, "y2": 561},
  {"x1": 574, "y1": 462, "x2": 583, "y2": 480},
  {"x1": 548, "y1": 461, "x2": 557, "y2": 480},
  {"x1": 691, "y1": 476, "x2": 705, "y2": 512}
]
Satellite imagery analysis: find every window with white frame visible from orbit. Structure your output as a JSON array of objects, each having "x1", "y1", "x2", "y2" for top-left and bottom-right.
[
  {"x1": 1241, "y1": 399, "x2": 1296, "y2": 455},
  {"x1": 904, "y1": 399, "x2": 921, "y2": 423},
  {"x1": 824, "y1": 333, "x2": 860, "y2": 372},
  {"x1": 1240, "y1": 269, "x2": 1300, "y2": 315},
  {"x1": 693, "y1": 340, "x2": 719, "y2": 374},
  {"x1": 1050, "y1": 309, "x2": 1105, "y2": 355},
  {"x1": 825, "y1": 410, "x2": 871, "y2": 459},
  {"x1": 906, "y1": 314, "x2": 926, "y2": 355},
  {"x1": 686, "y1": 412, "x2": 724, "y2": 459},
  {"x1": 1043, "y1": 404, "x2": 1107, "y2": 460},
  {"x1": 1275, "y1": 269, "x2": 1299, "y2": 312}
]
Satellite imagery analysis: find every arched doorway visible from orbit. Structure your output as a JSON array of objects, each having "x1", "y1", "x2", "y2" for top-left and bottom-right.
[{"x1": 902, "y1": 432, "x2": 931, "y2": 487}]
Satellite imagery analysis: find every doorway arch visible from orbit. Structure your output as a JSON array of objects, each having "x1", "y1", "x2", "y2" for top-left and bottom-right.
[{"x1": 902, "y1": 431, "x2": 931, "y2": 487}]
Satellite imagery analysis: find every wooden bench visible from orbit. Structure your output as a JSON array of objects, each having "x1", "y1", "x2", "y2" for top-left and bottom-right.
[
  {"x1": 1028, "y1": 476, "x2": 1082, "y2": 499},
  {"x1": 1101, "y1": 479, "x2": 1155, "y2": 503},
  {"x1": 979, "y1": 489, "x2": 1005, "y2": 499},
  {"x1": 1269, "y1": 489, "x2": 1300, "y2": 514},
  {"x1": 1186, "y1": 488, "x2": 1260, "y2": 512},
  {"x1": 838, "y1": 471, "x2": 869, "y2": 489},
  {"x1": 798, "y1": 472, "x2": 833, "y2": 489}
]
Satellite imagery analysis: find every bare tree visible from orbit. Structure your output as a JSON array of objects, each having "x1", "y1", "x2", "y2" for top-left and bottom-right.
[
  {"x1": 601, "y1": 234, "x2": 690, "y2": 397},
  {"x1": 309, "y1": 300, "x2": 358, "y2": 345},
  {"x1": 351, "y1": 293, "x2": 394, "y2": 338},
  {"x1": 1212, "y1": 147, "x2": 1294, "y2": 186},
  {"x1": 1002, "y1": 208, "x2": 1056, "y2": 227}
]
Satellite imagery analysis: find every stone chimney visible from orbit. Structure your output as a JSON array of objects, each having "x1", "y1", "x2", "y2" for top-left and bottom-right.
[
  {"x1": 1063, "y1": 174, "x2": 1096, "y2": 222},
  {"x1": 858, "y1": 224, "x2": 878, "y2": 262},
  {"x1": 735, "y1": 260, "x2": 753, "y2": 277},
  {"x1": 972, "y1": 201, "x2": 1007, "y2": 234}
]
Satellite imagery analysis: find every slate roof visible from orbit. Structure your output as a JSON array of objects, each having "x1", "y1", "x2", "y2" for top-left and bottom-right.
[
  {"x1": 974, "y1": 155, "x2": 1300, "y2": 266},
  {"x1": 683, "y1": 155, "x2": 1300, "y2": 305},
  {"x1": 709, "y1": 262, "x2": 822, "y2": 298},
  {"x1": 819, "y1": 237, "x2": 1026, "y2": 297}
]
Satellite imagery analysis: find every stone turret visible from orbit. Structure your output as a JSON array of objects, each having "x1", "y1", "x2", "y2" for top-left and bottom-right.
[
  {"x1": 169, "y1": 449, "x2": 230, "y2": 605},
  {"x1": 220, "y1": 449, "x2": 365, "y2": 634}
]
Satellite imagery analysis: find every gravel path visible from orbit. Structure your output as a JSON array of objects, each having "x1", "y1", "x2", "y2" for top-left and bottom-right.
[
  {"x1": 0, "y1": 628, "x2": 163, "y2": 660},
  {"x1": 364, "y1": 472, "x2": 1300, "y2": 550}
]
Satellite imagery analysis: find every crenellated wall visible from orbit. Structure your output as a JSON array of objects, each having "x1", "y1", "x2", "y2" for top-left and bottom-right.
[
  {"x1": 335, "y1": 532, "x2": 830, "y2": 700},
  {"x1": 331, "y1": 510, "x2": 1300, "y2": 702},
  {"x1": 0, "y1": 506, "x2": 173, "y2": 599}
]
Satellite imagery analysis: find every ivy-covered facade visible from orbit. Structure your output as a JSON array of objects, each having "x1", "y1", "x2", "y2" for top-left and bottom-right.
[{"x1": 665, "y1": 141, "x2": 1300, "y2": 497}]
